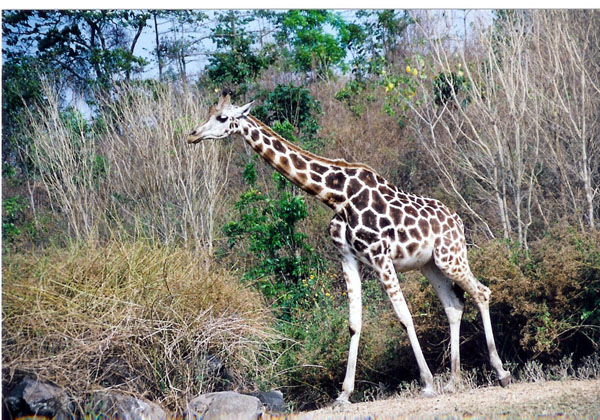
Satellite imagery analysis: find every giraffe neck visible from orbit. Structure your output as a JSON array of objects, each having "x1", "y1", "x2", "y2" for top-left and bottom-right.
[{"x1": 238, "y1": 116, "x2": 371, "y2": 212}]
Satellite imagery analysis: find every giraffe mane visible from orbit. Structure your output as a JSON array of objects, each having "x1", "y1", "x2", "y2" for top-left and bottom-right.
[{"x1": 248, "y1": 116, "x2": 379, "y2": 174}]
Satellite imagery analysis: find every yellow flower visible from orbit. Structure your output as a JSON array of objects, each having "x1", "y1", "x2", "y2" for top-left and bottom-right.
[
  {"x1": 405, "y1": 65, "x2": 411, "y2": 73},
  {"x1": 381, "y1": 69, "x2": 386, "y2": 75},
  {"x1": 412, "y1": 68, "x2": 418, "y2": 76},
  {"x1": 309, "y1": 275, "x2": 314, "y2": 280},
  {"x1": 387, "y1": 82, "x2": 394, "y2": 90}
]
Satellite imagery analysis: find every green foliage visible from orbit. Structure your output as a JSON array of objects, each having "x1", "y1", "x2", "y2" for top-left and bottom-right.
[
  {"x1": 3, "y1": 10, "x2": 150, "y2": 90},
  {"x1": 252, "y1": 83, "x2": 323, "y2": 152},
  {"x1": 274, "y1": 10, "x2": 349, "y2": 78},
  {"x1": 1, "y1": 55, "x2": 45, "y2": 172},
  {"x1": 334, "y1": 79, "x2": 377, "y2": 117},
  {"x1": 347, "y1": 10, "x2": 414, "y2": 79},
  {"x1": 223, "y1": 161, "x2": 325, "y2": 321},
  {"x1": 433, "y1": 69, "x2": 471, "y2": 107},
  {"x1": 2, "y1": 195, "x2": 27, "y2": 243},
  {"x1": 206, "y1": 11, "x2": 272, "y2": 94},
  {"x1": 379, "y1": 58, "x2": 426, "y2": 127}
]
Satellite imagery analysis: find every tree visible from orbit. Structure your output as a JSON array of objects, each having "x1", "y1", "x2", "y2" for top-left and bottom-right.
[
  {"x1": 531, "y1": 11, "x2": 600, "y2": 230},
  {"x1": 205, "y1": 10, "x2": 273, "y2": 93},
  {"x1": 2, "y1": 10, "x2": 151, "y2": 172},
  {"x1": 273, "y1": 10, "x2": 349, "y2": 79},
  {"x1": 154, "y1": 10, "x2": 209, "y2": 81},
  {"x1": 3, "y1": 10, "x2": 150, "y2": 90}
]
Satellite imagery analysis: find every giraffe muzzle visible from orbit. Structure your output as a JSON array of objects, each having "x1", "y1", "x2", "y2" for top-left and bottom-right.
[{"x1": 187, "y1": 130, "x2": 203, "y2": 144}]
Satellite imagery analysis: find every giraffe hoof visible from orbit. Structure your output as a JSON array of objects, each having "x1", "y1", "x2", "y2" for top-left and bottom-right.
[
  {"x1": 443, "y1": 380, "x2": 458, "y2": 393},
  {"x1": 421, "y1": 388, "x2": 437, "y2": 398},
  {"x1": 332, "y1": 398, "x2": 351, "y2": 409},
  {"x1": 499, "y1": 372, "x2": 511, "y2": 387}
]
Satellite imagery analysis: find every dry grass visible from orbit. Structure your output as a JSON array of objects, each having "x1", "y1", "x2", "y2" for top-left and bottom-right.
[
  {"x1": 2, "y1": 239, "x2": 280, "y2": 412},
  {"x1": 26, "y1": 80, "x2": 232, "y2": 252}
]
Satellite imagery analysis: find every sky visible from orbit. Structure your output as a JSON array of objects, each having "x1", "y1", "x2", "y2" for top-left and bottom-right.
[
  {"x1": 114, "y1": 9, "x2": 494, "y2": 80},
  {"x1": 5, "y1": 0, "x2": 595, "y2": 11}
]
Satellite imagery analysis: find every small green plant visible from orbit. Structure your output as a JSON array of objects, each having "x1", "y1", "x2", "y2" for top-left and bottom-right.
[
  {"x1": 2, "y1": 195, "x2": 27, "y2": 243},
  {"x1": 223, "y1": 160, "x2": 325, "y2": 321},
  {"x1": 334, "y1": 79, "x2": 376, "y2": 117},
  {"x1": 432, "y1": 68, "x2": 471, "y2": 107}
]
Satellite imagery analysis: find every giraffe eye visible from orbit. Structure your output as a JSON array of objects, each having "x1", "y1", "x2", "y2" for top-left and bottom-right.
[{"x1": 216, "y1": 115, "x2": 228, "y2": 123}]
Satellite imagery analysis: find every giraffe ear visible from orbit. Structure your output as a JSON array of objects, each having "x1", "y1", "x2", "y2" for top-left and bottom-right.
[
  {"x1": 216, "y1": 90, "x2": 232, "y2": 110},
  {"x1": 236, "y1": 101, "x2": 254, "y2": 118}
]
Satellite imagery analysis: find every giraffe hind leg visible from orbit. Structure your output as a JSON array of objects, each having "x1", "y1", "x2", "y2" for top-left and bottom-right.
[
  {"x1": 433, "y1": 248, "x2": 511, "y2": 387},
  {"x1": 420, "y1": 261, "x2": 464, "y2": 391}
]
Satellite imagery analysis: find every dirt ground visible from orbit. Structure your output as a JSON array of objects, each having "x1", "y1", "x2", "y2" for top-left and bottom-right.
[{"x1": 265, "y1": 379, "x2": 600, "y2": 420}]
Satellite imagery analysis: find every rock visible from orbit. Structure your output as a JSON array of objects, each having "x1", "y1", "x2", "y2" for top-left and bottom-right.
[
  {"x1": 89, "y1": 391, "x2": 167, "y2": 420},
  {"x1": 185, "y1": 391, "x2": 262, "y2": 420},
  {"x1": 200, "y1": 353, "x2": 233, "y2": 389},
  {"x1": 5, "y1": 376, "x2": 73, "y2": 420},
  {"x1": 247, "y1": 390, "x2": 285, "y2": 413}
]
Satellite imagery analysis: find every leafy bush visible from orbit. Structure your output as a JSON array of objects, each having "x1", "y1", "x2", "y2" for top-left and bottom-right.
[
  {"x1": 2, "y1": 195, "x2": 26, "y2": 243},
  {"x1": 432, "y1": 69, "x2": 471, "y2": 107},
  {"x1": 469, "y1": 224, "x2": 600, "y2": 363},
  {"x1": 223, "y1": 161, "x2": 325, "y2": 321},
  {"x1": 252, "y1": 83, "x2": 323, "y2": 152}
]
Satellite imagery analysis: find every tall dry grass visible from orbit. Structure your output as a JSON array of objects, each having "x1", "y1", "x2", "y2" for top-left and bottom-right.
[
  {"x1": 2, "y1": 239, "x2": 279, "y2": 412},
  {"x1": 26, "y1": 81, "x2": 232, "y2": 253}
]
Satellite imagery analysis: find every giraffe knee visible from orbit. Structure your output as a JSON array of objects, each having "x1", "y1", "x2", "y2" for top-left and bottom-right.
[
  {"x1": 474, "y1": 284, "x2": 491, "y2": 306},
  {"x1": 348, "y1": 319, "x2": 362, "y2": 338}
]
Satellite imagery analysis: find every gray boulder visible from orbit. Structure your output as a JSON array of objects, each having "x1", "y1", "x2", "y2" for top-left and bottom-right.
[
  {"x1": 89, "y1": 391, "x2": 167, "y2": 420},
  {"x1": 5, "y1": 376, "x2": 72, "y2": 420},
  {"x1": 185, "y1": 391, "x2": 262, "y2": 420},
  {"x1": 247, "y1": 390, "x2": 285, "y2": 413}
]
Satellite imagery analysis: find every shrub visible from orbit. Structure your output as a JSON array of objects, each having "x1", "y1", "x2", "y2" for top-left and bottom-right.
[
  {"x1": 469, "y1": 224, "x2": 600, "y2": 363},
  {"x1": 252, "y1": 83, "x2": 323, "y2": 152},
  {"x1": 2, "y1": 239, "x2": 278, "y2": 413},
  {"x1": 222, "y1": 161, "x2": 325, "y2": 322},
  {"x1": 25, "y1": 81, "x2": 227, "y2": 251}
]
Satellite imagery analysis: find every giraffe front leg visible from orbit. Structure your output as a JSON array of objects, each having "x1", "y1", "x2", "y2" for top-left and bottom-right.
[
  {"x1": 377, "y1": 259, "x2": 436, "y2": 397},
  {"x1": 333, "y1": 252, "x2": 362, "y2": 407}
]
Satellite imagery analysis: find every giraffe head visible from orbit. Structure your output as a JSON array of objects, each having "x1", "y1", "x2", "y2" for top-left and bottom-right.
[{"x1": 188, "y1": 90, "x2": 253, "y2": 144}]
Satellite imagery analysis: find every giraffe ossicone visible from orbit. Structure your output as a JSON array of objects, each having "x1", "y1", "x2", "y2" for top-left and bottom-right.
[{"x1": 188, "y1": 90, "x2": 511, "y2": 405}]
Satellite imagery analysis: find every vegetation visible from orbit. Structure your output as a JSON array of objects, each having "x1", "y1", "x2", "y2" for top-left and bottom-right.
[{"x1": 2, "y1": 9, "x2": 599, "y2": 413}]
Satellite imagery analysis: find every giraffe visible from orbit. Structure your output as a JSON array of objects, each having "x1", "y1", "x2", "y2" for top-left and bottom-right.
[{"x1": 188, "y1": 90, "x2": 511, "y2": 405}]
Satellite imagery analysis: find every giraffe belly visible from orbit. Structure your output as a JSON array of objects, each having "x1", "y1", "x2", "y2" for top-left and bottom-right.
[{"x1": 391, "y1": 240, "x2": 434, "y2": 272}]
